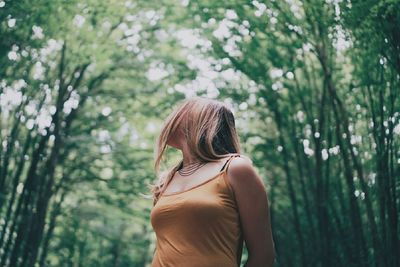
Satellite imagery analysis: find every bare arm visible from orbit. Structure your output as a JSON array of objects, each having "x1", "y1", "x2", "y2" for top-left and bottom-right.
[{"x1": 227, "y1": 156, "x2": 276, "y2": 267}]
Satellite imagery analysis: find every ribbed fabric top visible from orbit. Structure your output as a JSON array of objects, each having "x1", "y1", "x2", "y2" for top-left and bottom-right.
[{"x1": 150, "y1": 154, "x2": 243, "y2": 267}]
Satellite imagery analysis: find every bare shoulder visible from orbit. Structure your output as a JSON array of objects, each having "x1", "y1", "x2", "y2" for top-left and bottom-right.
[
  {"x1": 228, "y1": 154, "x2": 255, "y2": 176},
  {"x1": 226, "y1": 155, "x2": 275, "y2": 266},
  {"x1": 225, "y1": 153, "x2": 253, "y2": 164},
  {"x1": 226, "y1": 155, "x2": 266, "y2": 191}
]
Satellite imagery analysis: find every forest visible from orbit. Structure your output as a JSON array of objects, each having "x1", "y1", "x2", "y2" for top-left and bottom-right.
[{"x1": 0, "y1": 0, "x2": 399, "y2": 266}]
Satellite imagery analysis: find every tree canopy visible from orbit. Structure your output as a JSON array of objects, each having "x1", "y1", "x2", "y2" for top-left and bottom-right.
[{"x1": 0, "y1": 0, "x2": 399, "y2": 266}]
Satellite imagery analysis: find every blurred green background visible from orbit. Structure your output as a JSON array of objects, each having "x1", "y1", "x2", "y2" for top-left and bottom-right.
[{"x1": 0, "y1": 0, "x2": 399, "y2": 266}]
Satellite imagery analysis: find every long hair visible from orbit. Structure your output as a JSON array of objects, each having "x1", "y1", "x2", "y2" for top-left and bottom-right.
[{"x1": 149, "y1": 96, "x2": 241, "y2": 205}]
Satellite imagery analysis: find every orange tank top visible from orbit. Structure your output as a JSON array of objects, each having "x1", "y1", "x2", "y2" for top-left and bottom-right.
[{"x1": 150, "y1": 154, "x2": 244, "y2": 267}]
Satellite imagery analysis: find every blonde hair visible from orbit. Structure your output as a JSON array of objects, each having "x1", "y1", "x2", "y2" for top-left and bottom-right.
[{"x1": 149, "y1": 96, "x2": 241, "y2": 205}]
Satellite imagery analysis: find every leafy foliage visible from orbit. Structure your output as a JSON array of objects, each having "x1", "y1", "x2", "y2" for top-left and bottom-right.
[{"x1": 0, "y1": 0, "x2": 399, "y2": 266}]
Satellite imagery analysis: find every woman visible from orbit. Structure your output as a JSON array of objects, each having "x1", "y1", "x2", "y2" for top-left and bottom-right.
[{"x1": 149, "y1": 96, "x2": 276, "y2": 267}]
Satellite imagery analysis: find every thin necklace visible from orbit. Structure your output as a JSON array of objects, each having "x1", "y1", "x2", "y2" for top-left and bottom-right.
[{"x1": 178, "y1": 161, "x2": 206, "y2": 176}]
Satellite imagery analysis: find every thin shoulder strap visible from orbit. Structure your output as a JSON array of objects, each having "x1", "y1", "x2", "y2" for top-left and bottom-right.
[{"x1": 220, "y1": 153, "x2": 241, "y2": 172}]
